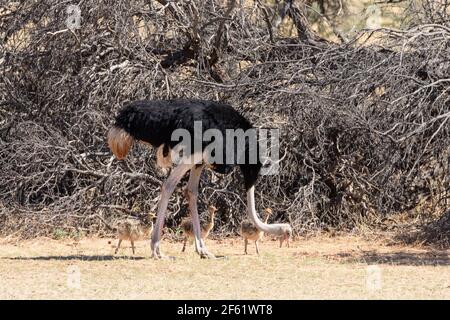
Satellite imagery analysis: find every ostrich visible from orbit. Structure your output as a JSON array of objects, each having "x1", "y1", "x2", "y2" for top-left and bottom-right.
[{"x1": 107, "y1": 99, "x2": 292, "y2": 259}]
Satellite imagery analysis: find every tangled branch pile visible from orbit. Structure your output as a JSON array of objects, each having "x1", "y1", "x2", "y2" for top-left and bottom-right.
[{"x1": 1, "y1": 0, "x2": 449, "y2": 244}]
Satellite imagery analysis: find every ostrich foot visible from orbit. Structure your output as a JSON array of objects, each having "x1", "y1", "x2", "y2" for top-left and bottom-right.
[
  {"x1": 198, "y1": 248, "x2": 228, "y2": 259},
  {"x1": 198, "y1": 248, "x2": 217, "y2": 259},
  {"x1": 151, "y1": 251, "x2": 175, "y2": 260},
  {"x1": 151, "y1": 242, "x2": 175, "y2": 260}
]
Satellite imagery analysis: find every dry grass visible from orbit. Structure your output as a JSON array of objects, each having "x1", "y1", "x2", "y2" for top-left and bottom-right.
[{"x1": 0, "y1": 235, "x2": 449, "y2": 299}]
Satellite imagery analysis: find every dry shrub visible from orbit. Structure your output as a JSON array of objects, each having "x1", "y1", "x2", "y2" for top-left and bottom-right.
[{"x1": 0, "y1": 1, "x2": 449, "y2": 244}]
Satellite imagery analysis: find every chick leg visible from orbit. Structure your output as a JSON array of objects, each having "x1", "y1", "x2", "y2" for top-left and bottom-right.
[
  {"x1": 115, "y1": 239, "x2": 122, "y2": 254},
  {"x1": 131, "y1": 240, "x2": 135, "y2": 255},
  {"x1": 181, "y1": 237, "x2": 187, "y2": 252}
]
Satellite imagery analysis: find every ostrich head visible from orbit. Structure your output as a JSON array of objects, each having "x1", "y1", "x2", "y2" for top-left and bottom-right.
[
  {"x1": 141, "y1": 212, "x2": 156, "y2": 226},
  {"x1": 278, "y1": 223, "x2": 292, "y2": 248},
  {"x1": 208, "y1": 205, "x2": 218, "y2": 219},
  {"x1": 271, "y1": 223, "x2": 292, "y2": 237}
]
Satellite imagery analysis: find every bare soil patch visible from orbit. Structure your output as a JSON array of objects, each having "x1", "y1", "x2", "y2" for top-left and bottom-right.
[{"x1": 0, "y1": 235, "x2": 449, "y2": 299}]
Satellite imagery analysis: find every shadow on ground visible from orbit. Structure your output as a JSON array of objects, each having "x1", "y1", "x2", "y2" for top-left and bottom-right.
[
  {"x1": 325, "y1": 250, "x2": 450, "y2": 266},
  {"x1": 1, "y1": 255, "x2": 145, "y2": 261}
]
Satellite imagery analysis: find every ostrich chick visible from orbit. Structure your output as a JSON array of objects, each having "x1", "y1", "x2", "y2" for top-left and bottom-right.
[
  {"x1": 115, "y1": 212, "x2": 156, "y2": 254},
  {"x1": 98, "y1": 212, "x2": 156, "y2": 255},
  {"x1": 240, "y1": 208, "x2": 272, "y2": 255},
  {"x1": 181, "y1": 205, "x2": 217, "y2": 252}
]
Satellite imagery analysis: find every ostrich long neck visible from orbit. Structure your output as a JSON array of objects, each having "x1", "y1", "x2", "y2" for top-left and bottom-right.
[{"x1": 246, "y1": 186, "x2": 283, "y2": 235}]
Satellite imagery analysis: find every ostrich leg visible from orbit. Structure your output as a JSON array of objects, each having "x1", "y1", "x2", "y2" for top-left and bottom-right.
[
  {"x1": 151, "y1": 163, "x2": 192, "y2": 259},
  {"x1": 185, "y1": 164, "x2": 215, "y2": 259}
]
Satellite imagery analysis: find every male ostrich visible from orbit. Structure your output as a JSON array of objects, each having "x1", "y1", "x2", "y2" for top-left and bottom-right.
[{"x1": 108, "y1": 99, "x2": 292, "y2": 259}]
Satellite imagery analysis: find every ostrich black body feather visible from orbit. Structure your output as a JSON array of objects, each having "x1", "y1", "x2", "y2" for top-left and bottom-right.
[{"x1": 112, "y1": 99, "x2": 262, "y2": 189}]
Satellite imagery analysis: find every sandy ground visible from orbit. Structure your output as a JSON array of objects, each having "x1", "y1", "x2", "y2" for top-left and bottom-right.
[{"x1": 0, "y1": 235, "x2": 449, "y2": 299}]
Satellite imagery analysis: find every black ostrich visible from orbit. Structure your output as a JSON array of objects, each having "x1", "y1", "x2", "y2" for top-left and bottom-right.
[{"x1": 108, "y1": 99, "x2": 292, "y2": 259}]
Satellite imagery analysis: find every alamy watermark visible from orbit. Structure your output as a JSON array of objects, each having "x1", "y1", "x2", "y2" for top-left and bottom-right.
[
  {"x1": 66, "y1": 4, "x2": 81, "y2": 30},
  {"x1": 66, "y1": 265, "x2": 81, "y2": 289},
  {"x1": 366, "y1": 265, "x2": 382, "y2": 292},
  {"x1": 365, "y1": 5, "x2": 382, "y2": 30},
  {"x1": 170, "y1": 121, "x2": 281, "y2": 175}
]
